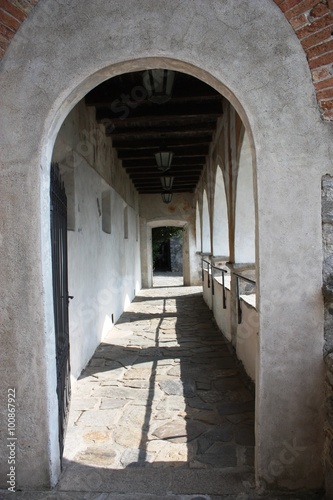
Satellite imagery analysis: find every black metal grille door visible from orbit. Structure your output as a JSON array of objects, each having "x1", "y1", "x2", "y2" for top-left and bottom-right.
[{"x1": 50, "y1": 163, "x2": 71, "y2": 459}]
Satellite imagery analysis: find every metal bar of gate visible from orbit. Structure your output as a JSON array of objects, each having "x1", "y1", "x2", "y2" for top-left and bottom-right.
[{"x1": 50, "y1": 163, "x2": 71, "y2": 460}]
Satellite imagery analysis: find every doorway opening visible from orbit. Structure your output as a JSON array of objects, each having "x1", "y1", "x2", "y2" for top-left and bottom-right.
[{"x1": 152, "y1": 226, "x2": 183, "y2": 287}]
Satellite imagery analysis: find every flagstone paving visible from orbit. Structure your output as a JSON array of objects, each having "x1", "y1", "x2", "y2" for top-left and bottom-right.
[
  {"x1": 56, "y1": 282, "x2": 258, "y2": 496},
  {"x1": 0, "y1": 277, "x2": 324, "y2": 498},
  {"x1": 61, "y1": 284, "x2": 255, "y2": 474}
]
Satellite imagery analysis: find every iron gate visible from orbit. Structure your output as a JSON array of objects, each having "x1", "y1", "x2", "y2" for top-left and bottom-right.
[{"x1": 50, "y1": 162, "x2": 71, "y2": 459}]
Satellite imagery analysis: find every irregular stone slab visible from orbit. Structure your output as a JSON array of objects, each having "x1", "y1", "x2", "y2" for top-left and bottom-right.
[
  {"x1": 222, "y1": 388, "x2": 254, "y2": 403},
  {"x1": 83, "y1": 430, "x2": 112, "y2": 444},
  {"x1": 77, "y1": 409, "x2": 122, "y2": 427},
  {"x1": 123, "y1": 380, "x2": 151, "y2": 389},
  {"x1": 187, "y1": 397, "x2": 213, "y2": 410},
  {"x1": 212, "y1": 368, "x2": 240, "y2": 379},
  {"x1": 72, "y1": 381, "x2": 98, "y2": 398},
  {"x1": 100, "y1": 380, "x2": 122, "y2": 387},
  {"x1": 67, "y1": 410, "x2": 82, "y2": 426},
  {"x1": 200, "y1": 423, "x2": 234, "y2": 445},
  {"x1": 100, "y1": 398, "x2": 128, "y2": 410},
  {"x1": 244, "y1": 445, "x2": 255, "y2": 466},
  {"x1": 159, "y1": 380, "x2": 184, "y2": 396},
  {"x1": 226, "y1": 412, "x2": 254, "y2": 424},
  {"x1": 75, "y1": 445, "x2": 117, "y2": 467},
  {"x1": 156, "y1": 359, "x2": 175, "y2": 366},
  {"x1": 159, "y1": 380, "x2": 196, "y2": 398},
  {"x1": 156, "y1": 395, "x2": 186, "y2": 412},
  {"x1": 213, "y1": 377, "x2": 245, "y2": 391},
  {"x1": 91, "y1": 386, "x2": 150, "y2": 400},
  {"x1": 234, "y1": 424, "x2": 255, "y2": 446},
  {"x1": 152, "y1": 419, "x2": 206, "y2": 443},
  {"x1": 152, "y1": 410, "x2": 181, "y2": 421},
  {"x1": 148, "y1": 440, "x2": 190, "y2": 465},
  {"x1": 123, "y1": 406, "x2": 149, "y2": 428},
  {"x1": 189, "y1": 410, "x2": 224, "y2": 426},
  {"x1": 196, "y1": 381, "x2": 211, "y2": 391},
  {"x1": 120, "y1": 448, "x2": 155, "y2": 467},
  {"x1": 123, "y1": 368, "x2": 152, "y2": 380},
  {"x1": 197, "y1": 444, "x2": 237, "y2": 468},
  {"x1": 88, "y1": 358, "x2": 106, "y2": 367},
  {"x1": 139, "y1": 347, "x2": 162, "y2": 359},
  {"x1": 114, "y1": 425, "x2": 145, "y2": 448},
  {"x1": 197, "y1": 390, "x2": 223, "y2": 404},
  {"x1": 217, "y1": 400, "x2": 255, "y2": 415}
]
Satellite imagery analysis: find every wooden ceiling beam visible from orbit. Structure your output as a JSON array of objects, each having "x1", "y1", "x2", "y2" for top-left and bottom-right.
[
  {"x1": 118, "y1": 145, "x2": 209, "y2": 160},
  {"x1": 103, "y1": 115, "x2": 220, "y2": 131},
  {"x1": 107, "y1": 126, "x2": 215, "y2": 139},
  {"x1": 138, "y1": 188, "x2": 195, "y2": 194},
  {"x1": 123, "y1": 157, "x2": 205, "y2": 168},
  {"x1": 96, "y1": 101, "x2": 222, "y2": 121},
  {"x1": 112, "y1": 137, "x2": 212, "y2": 148}
]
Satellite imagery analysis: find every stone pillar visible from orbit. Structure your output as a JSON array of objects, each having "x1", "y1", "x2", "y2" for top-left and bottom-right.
[
  {"x1": 185, "y1": 222, "x2": 202, "y2": 285},
  {"x1": 140, "y1": 218, "x2": 152, "y2": 288}
]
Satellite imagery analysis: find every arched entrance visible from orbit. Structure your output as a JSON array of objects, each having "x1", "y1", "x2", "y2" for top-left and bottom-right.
[{"x1": 0, "y1": 0, "x2": 327, "y2": 492}]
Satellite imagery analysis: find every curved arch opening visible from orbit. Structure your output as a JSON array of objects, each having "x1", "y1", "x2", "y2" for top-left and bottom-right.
[
  {"x1": 0, "y1": 0, "x2": 327, "y2": 489},
  {"x1": 234, "y1": 131, "x2": 255, "y2": 264},
  {"x1": 212, "y1": 165, "x2": 229, "y2": 258},
  {"x1": 201, "y1": 189, "x2": 211, "y2": 254},
  {"x1": 196, "y1": 200, "x2": 202, "y2": 252}
]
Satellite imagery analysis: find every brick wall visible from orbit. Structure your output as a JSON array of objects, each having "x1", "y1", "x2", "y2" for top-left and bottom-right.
[
  {"x1": 0, "y1": 0, "x2": 38, "y2": 58},
  {"x1": 275, "y1": 0, "x2": 333, "y2": 120},
  {"x1": 0, "y1": 0, "x2": 332, "y2": 115}
]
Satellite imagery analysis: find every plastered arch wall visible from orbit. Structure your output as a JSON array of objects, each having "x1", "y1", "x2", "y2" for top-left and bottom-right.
[
  {"x1": 212, "y1": 165, "x2": 229, "y2": 257},
  {"x1": 0, "y1": 0, "x2": 332, "y2": 491},
  {"x1": 1, "y1": 1, "x2": 332, "y2": 119}
]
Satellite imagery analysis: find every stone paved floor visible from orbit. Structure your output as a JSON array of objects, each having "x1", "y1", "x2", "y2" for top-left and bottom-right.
[
  {"x1": 0, "y1": 277, "x2": 325, "y2": 499},
  {"x1": 58, "y1": 282, "x2": 256, "y2": 496}
]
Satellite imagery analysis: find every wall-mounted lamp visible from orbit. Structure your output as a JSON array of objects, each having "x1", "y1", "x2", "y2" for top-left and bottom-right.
[
  {"x1": 155, "y1": 151, "x2": 174, "y2": 172},
  {"x1": 161, "y1": 192, "x2": 173, "y2": 204},
  {"x1": 143, "y1": 69, "x2": 175, "y2": 104},
  {"x1": 160, "y1": 176, "x2": 174, "y2": 191}
]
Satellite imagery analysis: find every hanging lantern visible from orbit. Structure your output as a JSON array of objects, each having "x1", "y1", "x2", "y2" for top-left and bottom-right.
[
  {"x1": 160, "y1": 176, "x2": 174, "y2": 190},
  {"x1": 155, "y1": 151, "x2": 173, "y2": 172},
  {"x1": 161, "y1": 192, "x2": 173, "y2": 204},
  {"x1": 143, "y1": 69, "x2": 175, "y2": 104}
]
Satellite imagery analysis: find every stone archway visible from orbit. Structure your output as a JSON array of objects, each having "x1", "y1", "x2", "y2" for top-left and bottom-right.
[{"x1": 0, "y1": 0, "x2": 330, "y2": 491}]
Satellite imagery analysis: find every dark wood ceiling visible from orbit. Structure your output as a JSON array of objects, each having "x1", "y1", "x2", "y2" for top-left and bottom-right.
[{"x1": 85, "y1": 71, "x2": 224, "y2": 194}]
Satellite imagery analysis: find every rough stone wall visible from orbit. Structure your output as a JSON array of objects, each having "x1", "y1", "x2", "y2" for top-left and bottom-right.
[
  {"x1": 322, "y1": 174, "x2": 333, "y2": 496},
  {"x1": 1, "y1": 0, "x2": 332, "y2": 119},
  {"x1": 170, "y1": 233, "x2": 183, "y2": 273}
]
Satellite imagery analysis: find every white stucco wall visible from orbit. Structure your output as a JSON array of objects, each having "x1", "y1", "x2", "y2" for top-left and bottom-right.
[
  {"x1": 234, "y1": 132, "x2": 255, "y2": 263},
  {"x1": 202, "y1": 190, "x2": 211, "y2": 254},
  {"x1": 212, "y1": 276, "x2": 232, "y2": 342},
  {"x1": 236, "y1": 296, "x2": 258, "y2": 382},
  {"x1": 52, "y1": 102, "x2": 141, "y2": 380},
  {"x1": 0, "y1": 0, "x2": 331, "y2": 491},
  {"x1": 67, "y1": 157, "x2": 140, "y2": 378},
  {"x1": 203, "y1": 269, "x2": 212, "y2": 310},
  {"x1": 213, "y1": 167, "x2": 229, "y2": 257}
]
